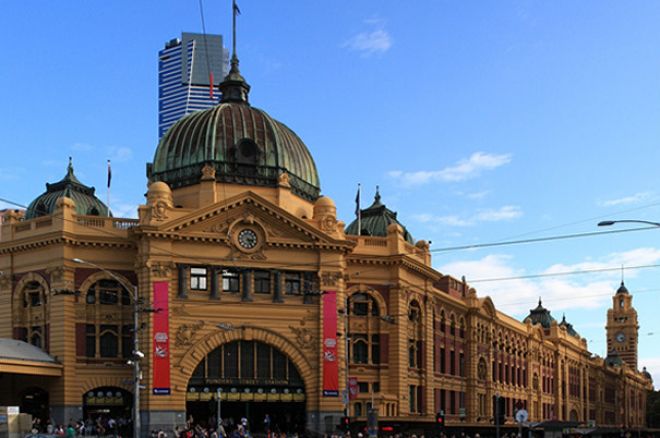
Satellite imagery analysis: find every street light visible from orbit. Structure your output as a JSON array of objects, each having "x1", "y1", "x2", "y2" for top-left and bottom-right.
[{"x1": 73, "y1": 258, "x2": 141, "y2": 438}]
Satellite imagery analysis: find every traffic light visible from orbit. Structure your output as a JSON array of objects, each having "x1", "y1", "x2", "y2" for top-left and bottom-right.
[
  {"x1": 340, "y1": 416, "x2": 351, "y2": 432},
  {"x1": 435, "y1": 411, "x2": 445, "y2": 431}
]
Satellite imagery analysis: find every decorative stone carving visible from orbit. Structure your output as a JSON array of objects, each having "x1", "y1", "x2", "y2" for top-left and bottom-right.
[
  {"x1": 201, "y1": 163, "x2": 216, "y2": 180},
  {"x1": 278, "y1": 172, "x2": 291, "y2": 188},
  {"x1": 289, "y1": 325, "x2": 316, "y2": 352},
  {"x1": 150, "y1": 200, "x2": 169, "y2": 221},
  {"x1": 320, "y1": 215, "x2": 337, "y2": 233},
  {"x1": 150, "y1": 262, "x2": 175, "y2": 278},
  {"x1": 0, "y1": 274, "x2": 11, "y2": 289},
  {"x1": 175, "y1": 320, "x2": 205, "y2": 347},
  {"x1": 321, "y1": 272, "x2": 341, "y2": 287},
  {"x1": 172, "y1": 304, "x2": 191, "y2": 317}
]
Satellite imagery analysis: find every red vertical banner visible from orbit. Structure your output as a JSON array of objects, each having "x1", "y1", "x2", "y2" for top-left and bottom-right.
[
  {"x1": 152, "y1": 281, "x2": 171, "y2": 395},
  {"x1": 322, "y1": 290, "x2": 339, "y2": 396}
]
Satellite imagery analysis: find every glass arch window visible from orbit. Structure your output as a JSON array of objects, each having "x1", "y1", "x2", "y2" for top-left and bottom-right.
[{"x1": 349, "y1": 293, "x2": 379, "y2": 316}]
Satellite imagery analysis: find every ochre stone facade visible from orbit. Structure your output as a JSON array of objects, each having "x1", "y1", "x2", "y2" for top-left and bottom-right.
[{"x1": 0, "y1": 53, "x2": 653, "y2": 435}]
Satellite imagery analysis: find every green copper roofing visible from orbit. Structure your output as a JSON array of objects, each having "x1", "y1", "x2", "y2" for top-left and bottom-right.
[
  {"x1": 345, "y1": 188, "x2": 414, "y2": 243},
  {"x1": 25, "y1": 158, "x2": 110, "y2": 219},
  {"x1": 523, "y1": 298, "x2": 556, "y2": 329},
  {"x1": 148, "y1": 59, "x2": 320, "y2": 201},
  {"x1": 605, "y1": 350, "x2": 623, "y2": 367},
  {"x1": 559, "y1": 314, "x2": 580, "y2": 338}
]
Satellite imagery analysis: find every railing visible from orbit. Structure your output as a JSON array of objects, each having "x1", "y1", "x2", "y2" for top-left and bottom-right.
[{"x1": 76, "y1": 216, "x2": 139, "y2": 230}]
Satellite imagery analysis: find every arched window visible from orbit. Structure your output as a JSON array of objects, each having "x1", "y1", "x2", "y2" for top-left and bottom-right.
[
  {"x1": 88, "y1": 207, "x2": 100, "y2": 216},
  {"x1": 15, "y1": 279, "x2": 49, "y2": 351},
  {"x1": 349, "y1": 293, "x2": 379, "y2": 316},
  {"x1": 80, "y1": 278, "x2": 133, "y2": 360},
  {"x1": 353, "y1": 339, "x2": 368, "y2": 364},
  {"x1": 347, "y1": 291, "x2": 383, "y2": 365},
  {"x1": 409, "y1": 301, "x2": 421, "y2": 322},
  {"x1": 100, "y1": 326, "x2": 119, "y2": 358}
]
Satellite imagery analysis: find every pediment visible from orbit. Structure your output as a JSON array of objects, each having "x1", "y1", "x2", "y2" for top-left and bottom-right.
[{"x1": 154, "y1": 192, "x2": 348, "y2": 249}]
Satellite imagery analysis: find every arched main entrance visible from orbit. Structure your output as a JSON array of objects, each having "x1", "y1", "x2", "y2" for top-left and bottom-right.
[
  {"x1": 187, "y1": 340, "x2": 306, "y2": 435},
  {"x1": 83, "y1": 387, "x2": 132, "y2": 436}
]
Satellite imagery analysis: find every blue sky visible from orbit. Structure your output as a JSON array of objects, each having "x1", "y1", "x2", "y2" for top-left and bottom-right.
[{"x1": 2, "y1": 1, "x2": 660, "y2": 386}]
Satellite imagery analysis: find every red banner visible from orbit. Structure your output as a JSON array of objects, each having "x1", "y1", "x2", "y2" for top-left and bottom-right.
[
  {"x1": 322, "y1": 290, "x2": 339, "y2": 396},
  {"x1": 152, "y1": 281, "x2": 171, "y2": 395},
  {"x1": 348, "y1": 377, "x2": 359, "y2": 400}
]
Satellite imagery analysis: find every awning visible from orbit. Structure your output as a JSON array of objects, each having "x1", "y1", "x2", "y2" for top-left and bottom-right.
[{"x1": 0, "y1": 339, "x2": 62, "y2": 377}]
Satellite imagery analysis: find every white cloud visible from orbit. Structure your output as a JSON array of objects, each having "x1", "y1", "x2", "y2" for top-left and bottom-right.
[
  {"x1": 438, "y1": 247, "x2": 660, "y2": 316},
  {"x1": 389, "y1": 152, "x2": 512, "y2": 187},
  {"x1": 343, "y1": 19, "x2": 392, "y2": 56},
  {"x1": 413, "y1": 205, "x2": 522, "y2": 227},
  {"x1": 599, "y1": 192, "x2": 651, "y2": 207},
  {"x1": 466, "y1": 190, "x2": 490, "y2": 200}
]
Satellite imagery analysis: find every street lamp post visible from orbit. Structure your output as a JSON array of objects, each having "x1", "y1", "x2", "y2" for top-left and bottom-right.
[{"x1": 73, "y1": 258, "x2": 141, "y2": 438}]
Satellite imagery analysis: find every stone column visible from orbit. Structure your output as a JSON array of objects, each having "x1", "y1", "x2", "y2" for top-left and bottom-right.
[
  {"x1": 241, "y1": 270, "x2": 252, "y2": 302},
  {"x1": 177, "y1": 264, "x2": 188, "y2": 298},
  {"x1": 210, "y1": 267, "x2": 220, "y2": 300},
  {"x1": 272, "y1": 270, "x2": 283, "y2": 303}
]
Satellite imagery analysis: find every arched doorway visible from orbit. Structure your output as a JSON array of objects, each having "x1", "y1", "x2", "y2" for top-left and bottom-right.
[
  {"x1": 187, "y1": 340, "x2": 306, "y2": 435},
  {"x1": 20, "y1": 387, "x2": 48, "y2": 425},
  {"x1": 83, "y1": 387, "x2": 132, "y2": 436}
]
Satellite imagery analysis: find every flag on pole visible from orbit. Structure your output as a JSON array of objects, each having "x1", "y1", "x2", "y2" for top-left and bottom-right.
[
  {"x1": 107, "y1": 160, "x2": 112, "y2": 188},
  {"x1": 209, "y1": 72, "x2": 214, "y2": 99},
  {"x1": 233, "y1": 0, "x2": 241, "y2": 15}
]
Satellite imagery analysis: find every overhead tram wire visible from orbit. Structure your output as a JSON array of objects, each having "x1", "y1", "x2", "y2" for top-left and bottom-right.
[{"x1": 3, "y1": 194, "x2": 660, "y2": 284}]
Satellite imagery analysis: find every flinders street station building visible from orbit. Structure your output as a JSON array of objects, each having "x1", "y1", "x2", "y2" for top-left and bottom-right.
[{"x1": 0, "y1": 50, "x2": 654, "y2": 436}]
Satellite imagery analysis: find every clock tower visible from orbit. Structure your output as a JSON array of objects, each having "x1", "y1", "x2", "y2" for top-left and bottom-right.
[{"x1": 606, "y1": 281, "x2": 639, "y2": 369}]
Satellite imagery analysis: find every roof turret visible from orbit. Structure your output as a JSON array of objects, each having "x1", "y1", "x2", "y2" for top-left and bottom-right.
[
  {"x1": 345, "y1": 188, "x2": 414, "y2": 243},
  {"x1": 25, "y1": 158, "x2": 110, "y2": 219},
  {"x1": 523, "y1": 298, "x2": 556, "y2": 329}
]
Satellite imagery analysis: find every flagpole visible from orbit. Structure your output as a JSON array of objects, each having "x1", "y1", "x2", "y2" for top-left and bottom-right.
[
  {"x1": 107, "y1": 160, "x2": 111, "y2": 214},
  {"x1": 357, "y1": 183, "x2": 361, "y2": 236}
]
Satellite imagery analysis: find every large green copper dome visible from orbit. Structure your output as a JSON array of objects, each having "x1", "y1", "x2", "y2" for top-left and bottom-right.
[
  {"x1": 25, "y1": 159, "x2": 110, "y2": 219},
  {"x1": 523, "y1": 298, "x2": 556, "y2": 329},
  {"x1": 148, "y1": 58, "x2": 320, "y2": 201}
]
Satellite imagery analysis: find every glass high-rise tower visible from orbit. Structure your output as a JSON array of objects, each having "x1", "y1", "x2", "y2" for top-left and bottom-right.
[{"x1": 158, "y1": 32, "x2": 229, "y2": 139}]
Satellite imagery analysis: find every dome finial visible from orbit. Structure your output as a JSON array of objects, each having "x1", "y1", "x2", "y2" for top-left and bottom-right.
[
  {"x1": 219, "y1": 0, "x2": 250, "y2": 103},
  {"x1": 538, "y1": 296, "x2": 542, "y2": 306},
  {"x1": 374, "y1": 185, "x2": 381, "y2": 204}
]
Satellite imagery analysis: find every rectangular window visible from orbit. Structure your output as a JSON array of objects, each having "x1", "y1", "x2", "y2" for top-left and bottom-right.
[
  {"x1": 459, "y1": 352, "x2": 465, "y2": 377},
  {"x1": 450, "y1": 390, "x2": 456, "y2": 414},
  {"x1": 409, "y1": 385, "x2": 416, "y2": 413},
  {"x1": 190, "y1": 267, "x2": 208, "y2": 290},
  {"x1": 99, "y1": 324, "x2": 118, "y2": 358},
  {"x1": 371, "y1": 334, "x2": 380, "y2": 364},
  {"x1": 358, "y1": 382, "x2": 369, "y2": 393},
  {"x1": 85, "y1": 324, "x2": 96, "y2": 358},
  {"x1": 440, "y1": 348, "x2": 446, "y2": 373},
  {"x1": 121, "y1": 325, "x2": 132, "y2": 359},
  {"x1": 284, "y1": 272, "x2": 301, "y2": 295},
  {"x1": 222, "y1": 269, "x2": 240, "y2": 293},
  {"x1": 450, "y1": 350, "x2": 456, "y2": 375},
  {"x1": 440, "y1": 389, "x2": 446, "y2": 412},
  {"x1": 254, "y1": 270, "x2": 271, "y2": 294},
  {"x1": 29, "y1": 292, "x2": 41, "y2": 306}
]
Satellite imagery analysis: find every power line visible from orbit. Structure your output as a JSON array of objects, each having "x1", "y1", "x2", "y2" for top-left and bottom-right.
[{"x1": 468, "y1": 263, "x2": 660, "y2": 283}]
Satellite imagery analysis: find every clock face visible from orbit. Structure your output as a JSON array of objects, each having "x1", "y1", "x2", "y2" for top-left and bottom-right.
[
  {"x1": 616, "y1": 332, "x2": 626, "y2": 343},
  {"x1": 237, "y1": 229, "x2": 258, "y2": 250}
]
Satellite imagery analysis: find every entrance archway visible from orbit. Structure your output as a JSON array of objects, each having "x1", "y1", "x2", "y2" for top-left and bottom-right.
[
  {"x1": 186, "y1": 340, "x2": 306, "y2": 435},
  {"x1": 20, "y1": 387, "x2": 48, "y2": 425},
  {"x1": 83, "y1": 387, "x2": 132, "y2": 436}
]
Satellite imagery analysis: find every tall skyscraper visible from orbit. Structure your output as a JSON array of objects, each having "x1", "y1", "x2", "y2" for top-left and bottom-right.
[{"x1": 158, "y1": 32, "x2": 229, "y2": 138}]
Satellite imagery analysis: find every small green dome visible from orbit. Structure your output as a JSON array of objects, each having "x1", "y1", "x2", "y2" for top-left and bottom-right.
[
  {"x1": 605, "y1": 350, "x2": 623, "y2": 367},
  {"x1": 148, "y1": 58, "x2": 320, "y2": 201},
  {"x1": 523, "y1": 298, "x2": 556, "y2": 329},
  {"x1": 25, "y1": 159, "x2": 110, "y2": 219},
  {"x1": 345, "y1": 188, "x2": 414, "y2": 243},
  {"x1": 559, "y1": 314, "x2": 580, "y2": 338}
]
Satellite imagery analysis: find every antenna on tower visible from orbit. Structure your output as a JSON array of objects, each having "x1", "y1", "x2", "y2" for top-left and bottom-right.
[{"x1": 232, "y1": 0, "x2": 241, "y2": 60}]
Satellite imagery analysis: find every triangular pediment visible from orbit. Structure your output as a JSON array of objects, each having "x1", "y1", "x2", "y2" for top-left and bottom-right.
[{"x1": 153, "y1": 192, "x2": 348, "y2": 249}]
